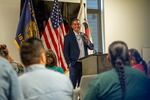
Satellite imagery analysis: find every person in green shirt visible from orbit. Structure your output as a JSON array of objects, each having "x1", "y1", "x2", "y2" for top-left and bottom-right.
[
  {"x1": 46, "y1": 49, "x2": 64, "y2": 74},
  {"x1": 84, "y1": 41, "x2": 150, "y2": 100}
]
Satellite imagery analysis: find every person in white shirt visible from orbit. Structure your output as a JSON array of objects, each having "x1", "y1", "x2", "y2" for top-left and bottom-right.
[{"x1": 19, "y1": 37, "x2": 73, "y2": 100}]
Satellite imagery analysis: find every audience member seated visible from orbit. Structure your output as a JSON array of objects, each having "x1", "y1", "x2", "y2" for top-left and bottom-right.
[
  {"x1": 129, "y1": 48, "x2": 148, "y2": 75},
  {"x1": 46, "y1": 49, "x2": 64, "y2": 74},
  {"x1": 84, "y1": 41, "x2": 150, "y2": 100},
  {"x1": 19, "y1": 37, "x2": 73, "y2": 100},
  {"x1": 0, "y1": 44, "x2": 25, "y2": 75},
  {"x1": 0, "y1": 57, "x2": 24, "y2": 100}
]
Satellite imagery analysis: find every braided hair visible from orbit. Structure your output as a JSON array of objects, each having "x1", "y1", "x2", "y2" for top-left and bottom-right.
[{"x1": 109, "y1": 41, "x2": 130, "y2": 100}]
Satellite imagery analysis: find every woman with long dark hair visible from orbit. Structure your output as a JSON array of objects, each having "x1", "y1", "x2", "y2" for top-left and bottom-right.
[{"x1": 129, "y1": 48, "x2": 148, "y2": 75}]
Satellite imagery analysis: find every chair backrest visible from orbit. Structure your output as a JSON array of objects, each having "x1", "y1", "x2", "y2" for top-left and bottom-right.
[{"x1": 80, "y1": 74, "x2": 97, "y2": 100}]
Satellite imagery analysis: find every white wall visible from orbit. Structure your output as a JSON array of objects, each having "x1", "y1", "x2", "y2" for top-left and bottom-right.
[
  {"x1": 0, "y1": 0, "x2": 20, "y2": 62},
  {"x1": 104, "y1": 0, "x2": 150, "y2": 57}
]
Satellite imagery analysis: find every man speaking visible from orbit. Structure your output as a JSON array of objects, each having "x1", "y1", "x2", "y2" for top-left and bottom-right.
[{"x1": 64, "y1": 18, "x2": 94, "y2": 88}]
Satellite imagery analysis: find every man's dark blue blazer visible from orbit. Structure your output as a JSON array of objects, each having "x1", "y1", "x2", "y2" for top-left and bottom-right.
[{"x1": 64, "y1": 32, "x2": 94, "y2": 66}]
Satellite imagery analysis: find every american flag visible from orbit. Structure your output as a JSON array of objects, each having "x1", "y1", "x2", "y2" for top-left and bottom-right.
[{"x1": 41, "y1": 0, "x2": 68, "y2": 72}]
